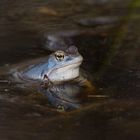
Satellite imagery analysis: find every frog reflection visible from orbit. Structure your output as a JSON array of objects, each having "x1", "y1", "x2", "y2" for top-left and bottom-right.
[{"x1": 40, "y1": 82, "x2": 88, "y2": 111}]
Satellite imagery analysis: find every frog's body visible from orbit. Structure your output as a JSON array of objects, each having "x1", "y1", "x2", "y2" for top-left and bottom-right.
[
  {"x1": 11, "y1": 46, "x2": 83, "y2": 85},
  {"x1": 23, "y1": 52, "x2": 82, "y2": 83}
]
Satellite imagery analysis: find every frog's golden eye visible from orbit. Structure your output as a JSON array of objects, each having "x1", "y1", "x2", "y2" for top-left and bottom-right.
[{"x1": 55, "y1": 51, "x2": 65, "y2": 61}]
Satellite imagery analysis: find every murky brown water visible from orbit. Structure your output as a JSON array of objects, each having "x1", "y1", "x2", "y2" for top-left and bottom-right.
[{"x1": 0, "y1": 0, "x2": 139, "y2": 140}]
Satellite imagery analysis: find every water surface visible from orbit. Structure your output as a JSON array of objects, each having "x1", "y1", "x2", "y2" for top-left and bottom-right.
[{"x1": 0, "y1": 0, "x2": 139, "y2": 140}]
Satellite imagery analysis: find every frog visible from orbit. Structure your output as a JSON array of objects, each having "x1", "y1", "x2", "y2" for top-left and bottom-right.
[
  {"x1": 8, "y1": 44, "x2": 95, "y2": 111},
  {"x1": 11, "y1": 46, "x2": 84, "y2": 86}
]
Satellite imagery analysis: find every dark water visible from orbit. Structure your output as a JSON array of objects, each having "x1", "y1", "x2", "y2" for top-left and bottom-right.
[{"x1": 0, "y1": 0, "x2": 140, "y2": 140}]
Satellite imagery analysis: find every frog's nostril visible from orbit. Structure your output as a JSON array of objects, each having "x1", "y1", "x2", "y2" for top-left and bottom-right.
[{"x1": 66, "y1": 45, "x2": 78, "y2": 54}]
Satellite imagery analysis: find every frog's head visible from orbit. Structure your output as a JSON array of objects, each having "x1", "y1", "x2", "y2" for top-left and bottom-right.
[
  {"x1": 22, "y1": 46, "x2": 83, "y2": 83},
  {"x1": 44, "y1": 46, "x2": 83, "y2": 83}
]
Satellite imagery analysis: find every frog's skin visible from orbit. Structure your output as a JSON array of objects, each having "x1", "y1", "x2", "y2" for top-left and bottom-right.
[{"x1": 12, "y1": 46, "x2": 83, "y2": 86}]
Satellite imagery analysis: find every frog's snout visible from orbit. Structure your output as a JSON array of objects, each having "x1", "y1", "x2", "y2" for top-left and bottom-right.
[{"x1": 66, "y1": 45, "x2": 78, "y2": 55}]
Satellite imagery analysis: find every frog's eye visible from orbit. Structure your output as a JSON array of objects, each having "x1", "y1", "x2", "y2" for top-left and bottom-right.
[{"x1": 55, "y1": 51, "x2": 65, "y2": 61}]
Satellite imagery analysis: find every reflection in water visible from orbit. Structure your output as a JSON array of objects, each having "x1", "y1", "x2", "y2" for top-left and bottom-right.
[{"x1": 40, "y1": 82, "x2": 88, "y2": 111}]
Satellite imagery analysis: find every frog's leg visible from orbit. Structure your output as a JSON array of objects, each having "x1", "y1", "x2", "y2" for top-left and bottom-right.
[
  {"x1": 41, "y1": 74, "x2": 53, "y2": 88},
  {"x1": 74, "y1": 76, "x2": 95, "y2": 93}
]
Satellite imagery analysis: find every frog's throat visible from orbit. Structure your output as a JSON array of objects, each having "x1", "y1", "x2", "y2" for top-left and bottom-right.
[{"x1": 46, "y1": 61, "x2": 82, "y2": 79}]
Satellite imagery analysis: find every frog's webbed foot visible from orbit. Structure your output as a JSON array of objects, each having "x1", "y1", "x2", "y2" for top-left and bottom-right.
[{"x1": 41, "y1": 74, "x2": 53, "y2": 88}]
